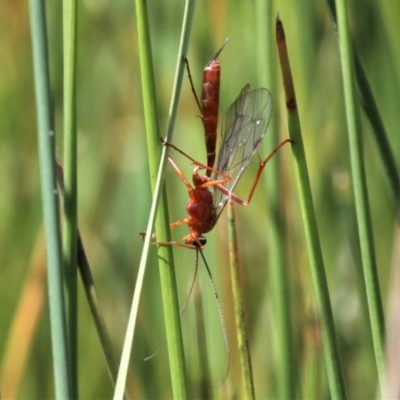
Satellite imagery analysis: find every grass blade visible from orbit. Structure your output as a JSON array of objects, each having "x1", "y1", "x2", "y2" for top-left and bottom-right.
[
  {"x1": 28, "y1": 0, "x2": 71, "y2": 397},
  {"x1": 56, "y1": 158, "x2": 122, "y2": 392},
  {"x1": 62, "y1": 0, "x2": 79, "y2": 395},
  {"x1": 227, "y1": 202, "x2": 255, "y2": 400},
  {"x1": 255, "y1": 1, "x2": 297, "y2": 398},
  {"x1": 114, "y1": 1, "x2": 196, "y2": 398},
  {"x1": 334, "y1": 0, "x2": 385, "y2": 392},
  {"x1": 324, "y1": 0, "x2": 400, "y2": 221},
  {"x1": 275, "y1": 16, "x2": 347, "y2": 399},
  {"x1": 77, "y1": 233, "x2": 123, "y2": 389}
]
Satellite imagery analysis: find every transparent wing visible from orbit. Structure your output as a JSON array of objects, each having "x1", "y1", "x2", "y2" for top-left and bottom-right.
[{"x1": 211, "y1": 84, "x2": 272, "y2": 217}]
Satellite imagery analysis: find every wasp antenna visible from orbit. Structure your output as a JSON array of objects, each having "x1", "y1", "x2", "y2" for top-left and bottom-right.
[
  {"x1": 184, "y1": 56, "x2": 202, "y2": 113},
  {"x1": 144, "y1": 338, "x2": 168, "y2": 362},
  {"x1": 145, "y1": 251, "x2": 200, "y2": 362},
  {"x1": 198, "y1": 249, "x2": 231, "y2": 385},
  {"x1": 179, "y1": 250, "x2": 200, "y2": 317}
]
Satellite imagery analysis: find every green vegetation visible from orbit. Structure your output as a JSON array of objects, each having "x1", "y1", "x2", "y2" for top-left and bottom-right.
[{"x1": 1, "y1": 1, "x2": 398, "y2": 398}]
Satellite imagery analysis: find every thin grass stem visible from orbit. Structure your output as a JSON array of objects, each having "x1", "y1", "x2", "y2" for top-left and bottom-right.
[
  {"x1": 113, "y1": 1, "x2": 196, "y2": 398},
  {"x1": 276, "y1": 16, "x2": 347, "y2": 399},
  {"x1": 76, "y1": 233, "x2": 124, "y2": 391},
  {"x1": 56, "y1": 156, "x2": 124, "y2": 397},
  {"x1": 256, "y1": 1, "x2": 297, "y2": 398},
  {"x1": 62, "y1": 0, "x2": 79, "y2": 395},
  {"x1": 227, "y1": 201, "x2": 255, "y2": 400},
  {"x1": 334, "y1": 0, "x2": 385, "y2": 392},
  {"x1": 28, "y1": 0, "x2": 71, "y2": 397},
  {"x1": 324, "y1": 0, "x2": 400, "y2": 221}
]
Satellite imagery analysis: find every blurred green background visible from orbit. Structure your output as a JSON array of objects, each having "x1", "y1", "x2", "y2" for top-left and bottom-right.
[{"x1": 1, "y1": 0, "x2": 399, "y2": 399}]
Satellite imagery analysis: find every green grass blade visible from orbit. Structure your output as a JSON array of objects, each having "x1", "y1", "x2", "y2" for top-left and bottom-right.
[
  {"x1": 28, "y1": 0, "x2": 72, "y2": 398},
  {"x1": 334, "y1": 0, "x2": 385, "y2": 392},
  {"x1": 114, "y1": 1, "x2": 196, "y2": 398},
  {"x1": 227, "y1": 202, "x2": 255, "y2": 400},
  {"x1": 76, "y1": 233, "x2": 123, "y2": 389},
  {"x1": 276, "y1": 16, "x2": 347, "y2": 399},
  {"x1": 255, "y1": 1, "x2": 297, "y2": 398},
  {"x1": 56, "y1": 157, "x2": 122, "y2": 392},
  {"x1": 62, "y1": 0, "x2": 79, "y2": 396},
  {"x1": 325, "y1": 0, "x2": 400, "y2": 220}
]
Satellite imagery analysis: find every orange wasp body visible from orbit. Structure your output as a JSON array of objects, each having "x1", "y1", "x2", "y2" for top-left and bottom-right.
[{"x1": 165, "y1": 84, "x2": 291, "y2": 248}]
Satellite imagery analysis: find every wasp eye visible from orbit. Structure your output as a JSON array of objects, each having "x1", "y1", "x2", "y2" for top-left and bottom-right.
[{"x1": 192, "y1": 237, "x2": 207, "y2": 248}]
